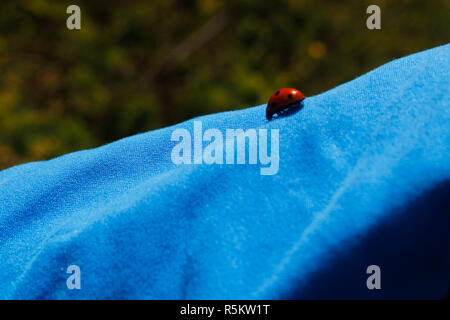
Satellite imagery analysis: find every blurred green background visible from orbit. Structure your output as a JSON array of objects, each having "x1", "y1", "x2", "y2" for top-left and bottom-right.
[{"x1": 0, "y1": 0, "x2": 449, "y2": 170}]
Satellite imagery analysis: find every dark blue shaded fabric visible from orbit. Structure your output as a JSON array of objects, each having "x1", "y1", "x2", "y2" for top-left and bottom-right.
[{"x1": 0, "y1": 44, "x2": 449, "y2": 299}]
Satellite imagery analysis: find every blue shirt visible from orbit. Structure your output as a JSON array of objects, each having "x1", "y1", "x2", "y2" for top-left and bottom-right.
[{"x1": 0, "y1": 44, "x2": 449, "y2": 299}]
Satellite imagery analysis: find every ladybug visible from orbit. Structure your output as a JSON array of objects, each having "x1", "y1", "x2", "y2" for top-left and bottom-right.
[{"x1": 266, "y1": 88, "x2": 305, "y2": 120}]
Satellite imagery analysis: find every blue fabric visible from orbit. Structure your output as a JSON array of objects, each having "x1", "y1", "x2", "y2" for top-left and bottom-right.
[{"x1": 1, "y1": 44, "x2": 449, "y2": 300}]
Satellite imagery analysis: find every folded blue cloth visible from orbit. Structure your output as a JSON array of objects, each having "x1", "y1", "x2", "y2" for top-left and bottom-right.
[{"x1": 0, "y1": 44, "x2": 449, "y2": 299}]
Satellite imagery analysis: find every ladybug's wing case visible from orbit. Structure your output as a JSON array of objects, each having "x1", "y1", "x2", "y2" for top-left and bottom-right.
[{"x1": 266, "y1": 88, "x2": 305, "y2": 120}]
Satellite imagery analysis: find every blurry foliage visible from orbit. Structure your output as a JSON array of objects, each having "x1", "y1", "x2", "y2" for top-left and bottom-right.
[{"x1": 0, "y1": 0, "x2": 449, "y2": 169}]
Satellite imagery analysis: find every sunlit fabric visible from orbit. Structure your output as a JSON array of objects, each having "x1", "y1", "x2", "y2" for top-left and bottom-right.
[{"x1": 0, "y1": 44, "x2": 449, "y2": 299}]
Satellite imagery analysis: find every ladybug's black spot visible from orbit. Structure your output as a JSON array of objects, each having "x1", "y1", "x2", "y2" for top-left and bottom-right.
[
  {"x1": 275, "y1": 91, "x2": 280, "y2": 95},
  {"x1": 288, "y1": 94, "x2": 293, "y2": 99},
  {"x1": 271, "y1": 102, "x2": 277, "y2": 108}
]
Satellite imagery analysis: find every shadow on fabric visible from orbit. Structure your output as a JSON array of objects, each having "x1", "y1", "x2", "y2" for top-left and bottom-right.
[{"x1": 284, "y1": 180, "x2": 450, "y2": 299}]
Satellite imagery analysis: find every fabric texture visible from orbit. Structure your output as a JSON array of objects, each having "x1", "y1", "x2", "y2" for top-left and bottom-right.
[{"x1": 0, "y1": 44, "x2": 449, "y2": 299}]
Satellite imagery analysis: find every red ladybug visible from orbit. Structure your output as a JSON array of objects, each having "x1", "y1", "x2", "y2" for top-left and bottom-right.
[{"x1": 266, "y1": 88, "x2": 305, "y2": 120}]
